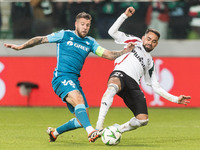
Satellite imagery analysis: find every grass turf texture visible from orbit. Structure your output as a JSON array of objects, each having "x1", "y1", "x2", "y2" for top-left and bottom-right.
[{"x1": 0, "y1": 107, "x2": 199, "y2": 150}]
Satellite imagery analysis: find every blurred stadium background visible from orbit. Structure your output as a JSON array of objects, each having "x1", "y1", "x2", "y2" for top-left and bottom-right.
[
  {"x1": 1, "y1": 2, "x2": 200, "y2": 150},
  {"x1": 0, "y1": 0, "x2": 200, "y2": 108}
]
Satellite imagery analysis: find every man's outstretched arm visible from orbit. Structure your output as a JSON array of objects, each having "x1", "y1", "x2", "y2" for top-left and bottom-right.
[
  {"x1": 4, "y1": 36, "x2": 49, "y2": 51},
  {"x1": 101, "y1": 42, "x2": 136, "y2": 60},
  {"x1": 108, "y1": 7, "x2": 135, "y2": 43},
  {"x1": 150, "y1": 71, "x2": 191, "y2": 105}
]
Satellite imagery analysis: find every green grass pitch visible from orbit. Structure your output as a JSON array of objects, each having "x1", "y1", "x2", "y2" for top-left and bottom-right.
[{"x1": 0, "y1": 107, "x2": 199, "y2": 150}]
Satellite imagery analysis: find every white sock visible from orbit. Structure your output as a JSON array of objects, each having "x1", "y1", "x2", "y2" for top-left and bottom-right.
[
  {"x1": 96, "y1": 84, "x2": 119, "y2": 129},
  {"x1": 119, "y1": 117, "x2": 140, "y2": 133},
  {"x1": 119, "y1": 117, "x2": 148, "y2": 133},
  {"x1": 53, "y1": 129, "x2": 59, "y2": 137},
  {"x1": 86, "y1": 126, "x2": 95, "y2": 135}
]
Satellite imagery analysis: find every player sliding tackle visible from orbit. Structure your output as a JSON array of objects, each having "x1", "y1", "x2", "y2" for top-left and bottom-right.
[
  {"x1": 96, "y1": 7, "x2": 191, "y2": 133},
  {"x1": 4, "y1": 12, "x2": 135, "y2": 142}
]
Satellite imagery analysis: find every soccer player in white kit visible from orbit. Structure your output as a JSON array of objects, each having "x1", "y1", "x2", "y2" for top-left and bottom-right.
[{"x1": 96, "y1": 7, "x2": 191, "y2": 133}]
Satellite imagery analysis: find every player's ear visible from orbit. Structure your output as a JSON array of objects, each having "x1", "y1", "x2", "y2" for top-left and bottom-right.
[
  {"x1": 142, "y1": 36, "x2": 145, "y2": 41},
  {"x1": 75, "y1": 21, "x2": 77, "y2": 28},
  {"x1": 155, "y1": 41, "x2": 158, "y2": 47}
]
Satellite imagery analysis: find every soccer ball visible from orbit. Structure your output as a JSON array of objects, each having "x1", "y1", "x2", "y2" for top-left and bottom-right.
[{"x1": 101, "y1": 126, "x2": 122, "y2": 146}]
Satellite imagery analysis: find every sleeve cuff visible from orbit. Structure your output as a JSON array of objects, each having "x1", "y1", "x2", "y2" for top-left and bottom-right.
[
  {"x1": 121, "y1": 13, "x2": 128, "y2": 19},
  {"x1": 173, "y1": 96, "x2": 179, "y2": 103}
]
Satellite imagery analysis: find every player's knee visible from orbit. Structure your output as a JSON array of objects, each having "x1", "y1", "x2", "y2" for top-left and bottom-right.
[
  {"x1": 66, "y1": 90, "x2": 84, "y2": 106},
  {"x1": 108, "y1": 83, "x2": 119, "y2": 93},
  {"x1": 102, "y1": 83, "x2": 119, "y2": 101}
]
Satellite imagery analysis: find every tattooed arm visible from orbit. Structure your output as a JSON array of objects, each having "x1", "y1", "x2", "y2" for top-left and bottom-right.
[
  {"x1": 101, "y1": 42, "x2": 135, "y2": 60},
  {"x1": 4, "y1": 36, "x2": 49, "y2": 51}
]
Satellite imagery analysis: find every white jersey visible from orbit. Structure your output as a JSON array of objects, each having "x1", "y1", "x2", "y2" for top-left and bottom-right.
[{"x1": 108, "y1": 13, "x2": 178, "y2": 103}]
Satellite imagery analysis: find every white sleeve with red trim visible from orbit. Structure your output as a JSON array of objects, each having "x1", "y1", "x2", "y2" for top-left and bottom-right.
[
  {"x1": 108, "y1": 13, "x2": 130, "y2": 44},
  {"x1": 149, "y1": 69, "x2": 179, "y2": 103},
  {"x1": 108, "y1": 13, "x2": 142, "y2": 45}
]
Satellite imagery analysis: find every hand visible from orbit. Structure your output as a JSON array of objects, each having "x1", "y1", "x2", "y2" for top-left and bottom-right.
[
  {"x1": 178, "y1": 95, "x2": 191, "y2": 105},
  {"x1": 93, "y1": 0, "x2": 101, "y2": 3},
  {"x1": 125, "y1": 7, "x2": 135, "y2": 17},
  {"x1": 125, "y1": 42, "x2": 136, "y2": 53},
  {"x1": 4, "y1": 43, "x2": 23, "y2": 50}
]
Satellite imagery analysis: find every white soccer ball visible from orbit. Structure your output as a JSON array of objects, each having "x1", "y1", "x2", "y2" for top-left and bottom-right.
[{"x1": 101, "y1": 126, "x2": 122, "y2": 146}]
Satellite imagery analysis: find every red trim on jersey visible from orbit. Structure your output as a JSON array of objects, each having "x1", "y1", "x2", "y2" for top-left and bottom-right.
[
  {"x1": 189, "y1": 12, "x2": 198, "y2": 17},
  {"x1": 114, "y1": 53, "x2": 130, "y2": 67},
  {"x1": 124, "y1": 39, "x2": 139, "y2": 43}
]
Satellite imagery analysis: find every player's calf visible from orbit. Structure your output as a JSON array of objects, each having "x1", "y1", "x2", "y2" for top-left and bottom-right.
[
  {"x1": 130, "y1": 117, "x2": 149, "y2": 127},
  {"x1": 119, "y1": 117, "x2": 149, "y2": 133}
]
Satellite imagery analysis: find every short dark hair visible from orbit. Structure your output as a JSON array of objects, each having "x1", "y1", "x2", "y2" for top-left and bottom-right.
[
  {"x1": 145, "y1": 28, "x2": 160, "y2": 39},
  {"x1": 76, "y1": 12, "x2": 92, "y2": 21}
]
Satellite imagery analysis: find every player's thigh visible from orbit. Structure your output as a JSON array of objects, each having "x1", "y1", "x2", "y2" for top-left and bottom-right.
[
  {"x1": 52, "y1": 76, "x2": 79, "y2": 101},
  {"x1": 66, "y1": 85, "x2": 88, "y2": 114},
  {"x1": 124, "y1": 89, "x2": 148, "y2": 117},
  {"x1": 52, "y1": 76, "x2": 87, "y2": 108}
]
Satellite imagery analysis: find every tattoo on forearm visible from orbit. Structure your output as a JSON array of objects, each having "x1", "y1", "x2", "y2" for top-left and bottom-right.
[
  {"x1": 23, "y1": 37, "x2": 47, "y2": 49},
  {"x1": 111, "y1": 50, "x2": 125, "y2": 60}
]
